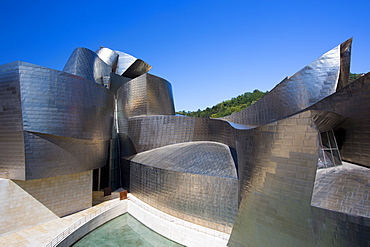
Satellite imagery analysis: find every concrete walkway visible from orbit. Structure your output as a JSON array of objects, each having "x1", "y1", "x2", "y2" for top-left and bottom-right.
[{"x1": 0, "y1": 193, "x2": 230, "y2": 247}]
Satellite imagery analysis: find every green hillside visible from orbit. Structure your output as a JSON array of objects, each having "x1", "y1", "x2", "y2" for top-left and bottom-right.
[
  {"x1": 176, "y1": 89, "x2": 268, "y2": 118},
  {"x1": 349, "y1": 73, "x2": 364, "y2": 83}
]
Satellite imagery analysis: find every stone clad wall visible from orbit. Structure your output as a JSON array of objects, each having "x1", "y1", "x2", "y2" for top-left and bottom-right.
[
  {"x1": 14, "y1": 171, "x2": 92, "y2": 217},
  {"x1": 0, "y1": 179, "x2": 58, "y2": 237}
]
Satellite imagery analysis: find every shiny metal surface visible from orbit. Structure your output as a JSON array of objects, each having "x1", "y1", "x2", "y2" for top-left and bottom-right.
[
  {"x1": 0, "y1": 61, "x2": 114, "y2": 180},
  {"x1": 129, "y1": 141, "x2": 237, "y2": 178},
  {"x1": 122, "y1": 59, "x2": 152, "y2": 79},
  {"x1": 114, "y1": 50, "x2": 152, "y2": 78},
  {"x1": 119, "y1": 115, "x2": 236, "y2": 155},
  {"x1": 308, "y1": 72, "x2": 370, "y2": 168},
  {"x1": 108, "y1": 73, "x2": 131, "y2": 94},
  {"x1": 128, "y1": 141, "x2": 238, "y2": 233},
  {"x1": 116, "y1": 73, "x2": 175, "y2": 120},
  {"x1": 222, "y1": 39, "x2": 352, "y2": 126},
  {"x1": 63, "y1": 47, "x2": 112, "y2": 86},
  {"x1": 0, "y1": 41, "x2": 369, "y2": 246},
  {"x1": 113, "y1": 50, "x2": 137, "y2": 76},
  {"x1": 312, "y1": 162, "x2": 370, "y2": 218},
  {"x1": 114, "y1": 39, "x2": 370, "y2": 246},
  {"x1": 95, "y1": 47, "x2": 119, "y2": 73},
  {"x1": 228, "y1": 111, "x2": 370, "y2": 246},
  {"x1": 337, "y1": 38, "x2": 352, "y2": 90},
  {"x1": 0, "y1": 61, "x2": 25, "y2": 180}
]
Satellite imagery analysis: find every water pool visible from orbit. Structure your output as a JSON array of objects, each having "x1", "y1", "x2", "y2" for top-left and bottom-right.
[{"x1": 72, "y1": 213, "x2": 184, "y2": 246}]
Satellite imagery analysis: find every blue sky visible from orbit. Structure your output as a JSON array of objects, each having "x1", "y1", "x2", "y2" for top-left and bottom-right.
[{"x1": 1, "y1": 0, "x2": 369, "y2": 111}]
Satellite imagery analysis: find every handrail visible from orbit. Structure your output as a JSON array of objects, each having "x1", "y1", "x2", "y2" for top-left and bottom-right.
[{"x1": 46, "y1": 199, "x2": 121, "y2": 247}]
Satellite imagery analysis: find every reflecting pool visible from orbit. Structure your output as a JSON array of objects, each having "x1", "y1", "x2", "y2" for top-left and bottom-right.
[{"x1": 72, "y1": 213, "x2": 184, "y2": 247}]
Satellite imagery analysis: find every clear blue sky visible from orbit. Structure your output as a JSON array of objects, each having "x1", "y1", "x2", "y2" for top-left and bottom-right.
[{"x1": 1, "y1": 0, "x2": 369, "y2": 111}]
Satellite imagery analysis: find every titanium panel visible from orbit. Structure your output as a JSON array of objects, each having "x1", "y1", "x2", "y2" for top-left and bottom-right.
[
  {"x1": 108, "y1": 73, "x2": 131, "y2": 94},
  {"x1": 222, "y1": 39, "x2": 351, "y2": 126},
  {"x1": 24, "y1": 131, "x2": 109, "y2": 179},
  {"x1": 228, "y1": 111, "x2": 370, "y2": 246},
  {"x1": 95, "y1": 47, "x2": 119, "y2": 72},
  {"x1": 120, "y1": 115, "x2": 236, "y2": 155},
  {"x1": 308, "y1": 72, "x2": 370, "y2": 167},
  {"x1": 0, "y1": 61, "x2": 25, "y2": 180},
  {"x1": 116, "y1": 73, "x2": 175, "y2": 119},
  {"x1": 312, "y1": 162, "x2": 370, "y2": 219},
  {"x1": 128, "y1": 141, "x2": 238, "y2": 233},
  {"x1": 128, "y1": 141, "x2": 237, "y2": 179},
  {"x1": 337, "y1": 38, "x2": 352, "y2": 90},
  {"x1": 19, "y1": 62, "x2": 114, "y2": 141},
  {"x1": 114, "y1": 50, "x2": 152, "y2": 78},
  {"x1": 122, "y1": 59, "x2": 152, "y2": 79},
  {"x1": 0, "y1": 61, "x2": 114, "y2": 180},
  {"x1": 113, "y1": 50, "x2": 137, "y2": 76},
  {"x1": 63, "y1": 47, "x2": 112, "y2": 86}
]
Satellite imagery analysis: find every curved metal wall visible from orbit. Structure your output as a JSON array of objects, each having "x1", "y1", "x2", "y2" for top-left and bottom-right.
[
  {"x1": 228, "y1": 110, "x2": 370, "y2": 246},
  {"x1": 95, "y1": 47, "x2": 119, "y2": 72},
  {"x1": 20, "y1": 62, "x2": 114, "y2": 141},
  {"x1": 0, "y1": 61, "x2": 114, "y2": 180},
  {"x1": 128, "y1": 141, "x2": 238, "y2": 233},
  {"x1": 0, "y1": 61, "x2": 25, "y2": 180},
  {"x1": 120, "y1": 115, "x2": 236, "y2": 155},
  {"x1": 307, "y1": 72, "x2": 370, "y2": 167},
  {"x1": 116, "y1": 73, "x2": 175, "y2": 120},
  {"x1": 114, "y1": 50, "x2": 152, "y2": 78},
  {"x1": 63, "y1": 47, "x2": 112, "y2": 86},
  {"x1": 0, "y1": 41, "x2": 368, "y2": 245},
  {"x1": 222, "y1": 39, "x2": 351, "y2": 127}
]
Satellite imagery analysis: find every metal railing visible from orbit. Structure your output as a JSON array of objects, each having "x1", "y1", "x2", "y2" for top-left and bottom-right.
[{"x1": 46, "y1": 199, "x2": 122, "y2": 247}]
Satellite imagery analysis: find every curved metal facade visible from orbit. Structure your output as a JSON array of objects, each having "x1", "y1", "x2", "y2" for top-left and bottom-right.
[
  {"x1": 120, "y1": 115, "x2": 236, "y2": 155},
  {"x1": 0, "y1": 61, "x2": 114, "y2": 180},
  {"x1": 95, "y1": 47, "x2": 119, "y2": 72},
  {"x1": 222, "y1": 39, "x2": 352, "y2": 126},
  {"x1": 63, "y1": 47, "x2": 112, "y2": 86},
  {"x1": 114, "y1": 50, "x2": 152, "y2": 78},
  {"x1": 116, "y1": 73, "x2": 175, "y2": 120},
  {"x1": 308, "y1": 72, "x2": 370, "y2": 167},
  {"x1": 129, "y1": 141, "x2": 238, "y2": 233},
  {"x1": 228, "y1": 111, "x2": 370, "y2": 247},
  {"x1": 0, "y1": 40, "x2": 369, "y2": 246},
  {"x1": 117, "y1": 39, "x2": 370, "y2": 245}
]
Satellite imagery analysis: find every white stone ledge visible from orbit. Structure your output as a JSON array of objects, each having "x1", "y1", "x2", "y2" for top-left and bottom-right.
[
  {"x1": 128, "y1": 194, "x2": 229, "y2": 247},
  {"x1": 52, "y1": 194, "x2": 229, "y2": 247}
]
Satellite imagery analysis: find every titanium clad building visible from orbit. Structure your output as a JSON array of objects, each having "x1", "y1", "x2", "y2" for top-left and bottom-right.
[{"x1": 0, "y1": 39, "x2": 369, "y2": 246}]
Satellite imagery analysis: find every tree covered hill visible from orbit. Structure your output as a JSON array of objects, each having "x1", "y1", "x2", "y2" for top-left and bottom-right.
[
  {"x1": 176, "y1": 89, "x2": 268, "y2": 118},
  {"x1": 349, "y1": 73, "x2": 364, "y2": 83},
  {"x1": 176, "y1": 73, "x2": 365, "y2": 119}
]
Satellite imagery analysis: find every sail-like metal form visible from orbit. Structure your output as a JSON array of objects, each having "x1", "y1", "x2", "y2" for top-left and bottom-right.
[
  {"x1": 63, "y1": 47, "x2": 112, "y2": 86},
  {"x1": 222, "y1": 39, "x2": 352, "y2": 126}
]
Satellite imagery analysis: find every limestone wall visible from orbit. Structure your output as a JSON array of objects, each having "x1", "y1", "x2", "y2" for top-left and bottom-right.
[
  {"x1": 14, "y1": 171, "x2": 92, "y2": 217},
  {"x1": 0, "y1": 179, "x2": 58, "y2": 237}
]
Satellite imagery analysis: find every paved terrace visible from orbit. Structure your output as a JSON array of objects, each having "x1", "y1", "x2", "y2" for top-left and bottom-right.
[
  {"x1": 0, "y1": 193, "x2": 229, "y2": 247},
  {"x1": 0, "y1": 197, "x2": 123, "y2": 247}
]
